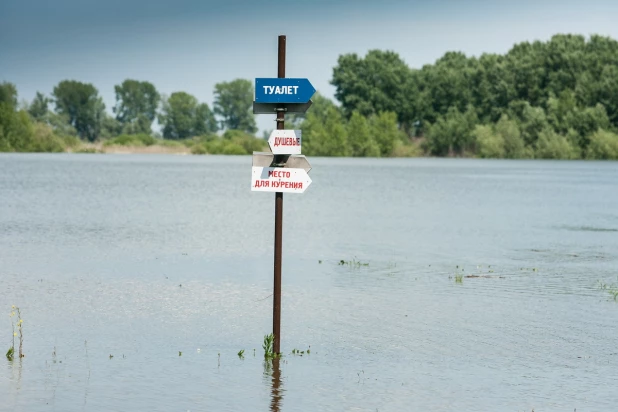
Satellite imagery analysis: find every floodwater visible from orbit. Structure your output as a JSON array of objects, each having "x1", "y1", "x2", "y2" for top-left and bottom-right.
[{"x1": 1, "y1": 154, "x2": 617, "y2": 412}]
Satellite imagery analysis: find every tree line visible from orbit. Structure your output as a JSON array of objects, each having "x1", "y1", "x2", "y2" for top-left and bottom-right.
[
  {"x1": 0, "y1": 78, "x2": 261, "y2": 154},
  {"x1": 1, "y1": 33, "x2": 618, "y2": 159},
  {"x1": 327, "y1": 33, "x2": 618, "y2": 159}
]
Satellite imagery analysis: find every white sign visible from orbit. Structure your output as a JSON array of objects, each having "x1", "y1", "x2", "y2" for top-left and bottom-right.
[
  {"x1": 268, "y1": 130, "x2": 302, "y2": 155},
  {"x1": 251, "y1": 167, "x2": 312, "y2": 194}
]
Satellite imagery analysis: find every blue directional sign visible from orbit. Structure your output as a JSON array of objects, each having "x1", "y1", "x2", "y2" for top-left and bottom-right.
[{"x1": 255, "y1": 78, "x2": 315, "y2": 104}]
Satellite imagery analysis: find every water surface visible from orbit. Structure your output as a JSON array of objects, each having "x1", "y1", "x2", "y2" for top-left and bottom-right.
[{"x1": 1, "y1": 154, "x2": 617, "y2": 411}]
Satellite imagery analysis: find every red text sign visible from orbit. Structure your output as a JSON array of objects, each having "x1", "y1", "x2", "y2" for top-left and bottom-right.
[
  {"x1": 268, "y1": 130, "x2": 302, "y2": 155},
  {"x1": 251, "y1": 166, "x2": 312, "y2": 193}
]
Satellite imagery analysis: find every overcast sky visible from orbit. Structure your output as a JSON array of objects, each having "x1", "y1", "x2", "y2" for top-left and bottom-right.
[{"x1": 2, "y1": 0, "x2": 618, "y2": 134}]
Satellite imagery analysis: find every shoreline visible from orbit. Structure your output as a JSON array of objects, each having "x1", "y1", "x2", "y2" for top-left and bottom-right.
[{"x1": 70, "y1": 143, "x2": 192, "y2": 155}]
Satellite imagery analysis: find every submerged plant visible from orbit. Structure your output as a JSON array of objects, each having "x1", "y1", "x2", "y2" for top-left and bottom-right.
[
  {"x1": 455, "y1": 274, "x2": 463, "y2": 284},
  {"x1": 597, "y1": 280, "x2": 618, "y2": 301},
  {"x1": 7, "y1": 305, "x2": 24, "y2": 360},
  {"x1": 263, "y1": 333, "x2": 279, "y2": 359},
  {"x1": 291, "y1": 345, "x2": 311, "y2": 356},
  {"x1": 339, "y1": 258, "x2": 369, "y2": 268}
]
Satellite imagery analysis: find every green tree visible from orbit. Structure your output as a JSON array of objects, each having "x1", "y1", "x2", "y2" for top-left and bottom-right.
[
  {"x1": 159, "y1": 92, "x2": 217, "y2": 139},
  {"x1": 46, "y1": 112, "x2": 78, "y2": 137},
  {"x1": 0, "y1": 104, "x2": 31, "y2": 151},
  {"x1": 418, "y1": 52, "x2": 476, "y2": 123},
  {"x1": 371, "y1": 111, "x2": 402, "y2": 157},
  {"x1": 28, "y1": 92, "x2": 51, "y2": 121},
  {"x1": 347, "y1": 111, "x2": 380, "y2": 157},
  {"x1": 301, "y1": 106, "x2": 348, "y2": 156},
  {"x1": 544, "y1": 34, "x2": 587, "y2": 97},
  {"x1": 113, "y1": 79, "x2": 160, "y2": 134},
  {"x1": 213, "y1": 79, "x2": 256, "y2": 133},
  {"x1": 0, "y1": 82, "x2": 18, "y2": 110},
  {"x1": 195, "y1": 102, "x2": 218, "y2": 136},
  {"x1": 52, "y1": 80, "x2": 105, "y2": 141},
  {"x1": 507, "y1": 101, "x2": 549, "y2": 147},
  {"x1": 425, "y1": 106, "x2": 478, "y2": 156},
  {"x1": 286, "y1": 92, "x2": 337, "y2": 127},
  {"x1": 505, "y1": 40, "x2": 547, "y2": 107},
  {"x1": 471, "y1": 54, "x2": 515, "y2": 123},
  {"x1": 100, "y1": 114, "x2": 123, "y2": 139},
  {"x1": 576, "y1": 64, "x2": 618, "y2": 125},
  {"x1": 331, "y1": 50, "x2": 415, "y2": 130},
  {"x1": 574, "y1": 104, "x2": 611, "y2": 148},
  {"x1": 328, "y1": 34, "x2": 618, "y2": 157}
]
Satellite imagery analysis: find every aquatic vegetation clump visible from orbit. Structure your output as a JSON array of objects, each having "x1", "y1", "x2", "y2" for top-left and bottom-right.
[
  {"x1": 339, "y1": 258, "x2": 369, "y2": 268},
  {"x1": 598, "y1": 280, "x2": 618, "y2": 301},
  {"x1": 291, "y1": 346, "x2": 311, "y2": 356},
  {"x1": 263, "y1": 333, "x2": 279, "y2": 359},
  {"x1": 6, "y1": 305, "x2": 24, "y2": 360}
]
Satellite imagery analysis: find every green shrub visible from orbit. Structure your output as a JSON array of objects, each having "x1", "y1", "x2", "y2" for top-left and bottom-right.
[
  {"x1": 195, "y1": 134, "x2": 219, "y2": 143},
  {"x1": 425, "y1": 106, "x2": 478, "y2": 156},
  {"x1": 158, "y1": 139, "x2": 184, "y2": 148},
  {"x1": 495, "y1": 115, "x2": 526, "y2": 158},
  {"x1": 103, "y1": 134, "x2": 156, "y2": 147},
  {"x1": 220, "y1": 142, "x2": 247, "y2": 155},
  {"x1": 210, "y1": 140, "x2": 247, "y2": 155},
  {"x1": 348, "y1": 111, "x2": 376, "y2": 157},
  {"x1": 203, "y1": 140, "x2": 226, "y2": 154},
  {"x1": 535, "y1": 129, "x2": 579, "y2": 159},
  {"x1": 390, "y1": 140, "x2": 420, "y2": 157},
  {"x1": 29, "y1": 123, "x2": 65, "y2": 152},
  {"x1": 371, "y1": 111, "x2": 402, "y2": 157},
  {"x1": 0, "y1": 105, "x2": 32, "y2": 151},
  {"x1": 0, "y1": 105, "x2": 71, "y2": 153},
  {"x1": 74, "y1": 147, "x2": 99, "y2": 154},
  {"x1": 222, "y1": 129, "x2": 249, "y2": 140},
  {"x1": 586, "y1": 129, "x2": 618, "y2": 160},
  {"x1": 191, "y1": 144, "x2": 208, "y2": 155},
  {"x1": 474, "y1": 125, "x2": 505, "y2": 158},
  {"x1": 61, "y1": 135, "x2": 82, "y2": 149}
]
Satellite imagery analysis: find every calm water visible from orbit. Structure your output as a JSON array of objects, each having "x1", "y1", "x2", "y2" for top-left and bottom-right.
[{"x1": 1, "y1": 154, "x2": 617, "y2": 412}]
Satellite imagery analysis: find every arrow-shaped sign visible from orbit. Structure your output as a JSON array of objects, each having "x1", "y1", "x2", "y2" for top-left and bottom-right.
[
  {"x1": 251, "y1": 167, "x2": 312, "y2": 194},
  {"x1": 268, "y1": 130, "x2": 301, "y2": 155},
  {"x1": 255, "y1": 78, "x2": 315, "y2": 103},
  {"x1": 252, "y1": 152, "x2": 311, "y2": 173}
]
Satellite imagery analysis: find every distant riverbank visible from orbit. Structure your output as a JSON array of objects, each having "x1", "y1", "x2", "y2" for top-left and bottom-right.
[{"x1": 74, "y1": 142, "x2": 192, "y2": 155}]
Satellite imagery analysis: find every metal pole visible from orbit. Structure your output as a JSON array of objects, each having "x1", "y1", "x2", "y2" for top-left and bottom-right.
[{"x1": 273, "y1": 35, "x2": 286, "y2": 355}]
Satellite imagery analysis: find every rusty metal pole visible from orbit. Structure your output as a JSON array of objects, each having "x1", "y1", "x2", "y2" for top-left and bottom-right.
[{"x1": 273, "y1": 35, "x2": 286, "y2": 355}]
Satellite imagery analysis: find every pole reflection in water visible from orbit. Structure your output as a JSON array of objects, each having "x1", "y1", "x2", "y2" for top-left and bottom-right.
[{"x1": 264, "y1": 358, "x2": 284, "y2": 412}]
